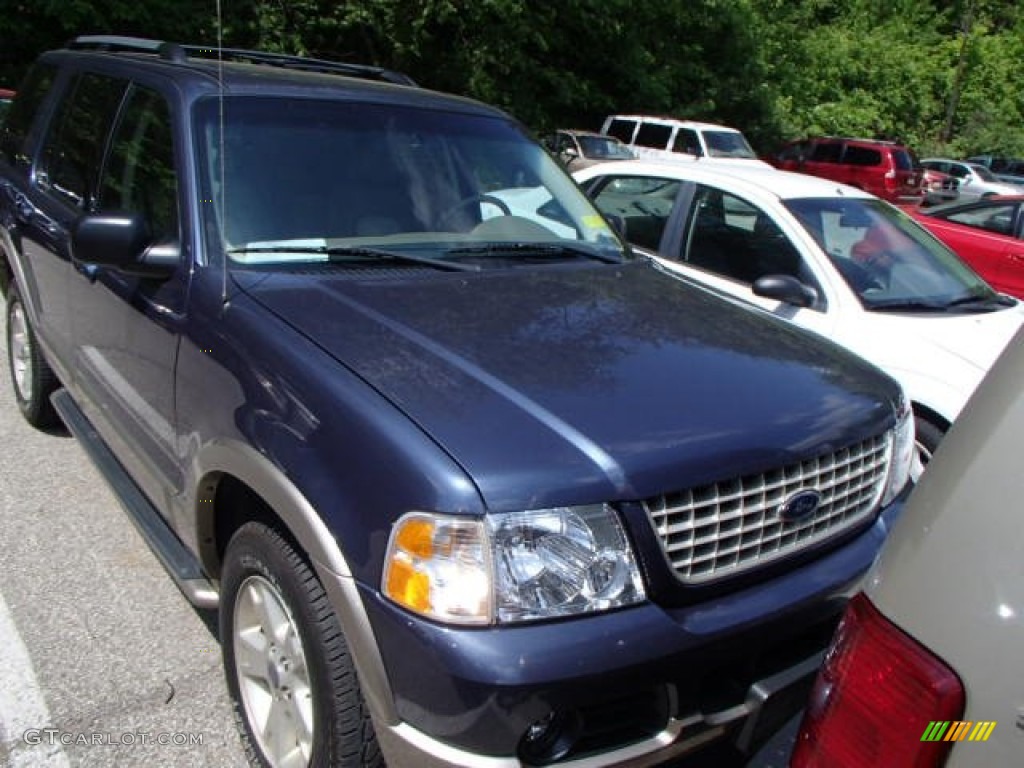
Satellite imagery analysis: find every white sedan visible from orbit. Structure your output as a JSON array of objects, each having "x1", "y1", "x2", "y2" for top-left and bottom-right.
[{"x1": 573, "y1": 160, "x2": 1024, "y2": 464}]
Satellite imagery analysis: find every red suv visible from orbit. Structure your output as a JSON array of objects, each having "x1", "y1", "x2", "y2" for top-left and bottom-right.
[{"x1": 769, "y1": 137, "x2": 923, "y2": 203}]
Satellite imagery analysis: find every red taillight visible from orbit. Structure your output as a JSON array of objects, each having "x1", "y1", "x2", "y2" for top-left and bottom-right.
[{"x1": 791, "y1": 593, "x2": 964, "y2": 768}]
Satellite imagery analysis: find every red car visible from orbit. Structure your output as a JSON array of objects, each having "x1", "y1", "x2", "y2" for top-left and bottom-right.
[
  {"x1": 768, "y1": 136, "x2": 923, "y2": 204},
  {"x1": 909, "y1": 196, "x2": 1024, "y2": 299}
]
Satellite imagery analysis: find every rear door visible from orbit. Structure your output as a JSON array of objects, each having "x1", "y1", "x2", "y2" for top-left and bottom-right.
[{"x1": 2, "y1": 65, "x2": 122, "y2": 379}]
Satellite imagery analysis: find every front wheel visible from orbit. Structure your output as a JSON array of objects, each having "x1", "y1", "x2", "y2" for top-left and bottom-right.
[
  {"x1": 221, "y1": 522, "x2": 382, "y2": 768},
  {"x1": 6, "y1": 282, "x2": 59, "y2": 428}
]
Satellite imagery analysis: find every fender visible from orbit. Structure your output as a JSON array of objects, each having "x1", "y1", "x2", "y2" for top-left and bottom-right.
[{"x1": 190, "y1": 437, "x2": 400, "y2": 726}]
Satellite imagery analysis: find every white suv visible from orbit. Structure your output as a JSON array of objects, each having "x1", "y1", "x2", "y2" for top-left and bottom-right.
[{"x1": 601, "y1": 114, "x2": 771, "y2": 167}]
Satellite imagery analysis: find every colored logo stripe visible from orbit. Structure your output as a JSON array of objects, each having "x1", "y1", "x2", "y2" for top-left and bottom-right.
[
  {"x1": 969, "y1": 721, "x2": 997, "y2": 742},
  {"x1": 922, "y1": 721, "x2": 997, "y2": 742}
]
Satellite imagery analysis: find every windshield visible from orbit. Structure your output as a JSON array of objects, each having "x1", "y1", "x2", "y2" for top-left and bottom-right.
[
  {"x1": 969, "y1": 164, "x2": 998, "y2": 182},
  {"x1": 784, "y1": 197, "x2": 1000, "y2": 310},
  {"x1": 195, "y1": 97, "x2": 626, "y2": 268},
  {"x1": 577, "y1": 135, "x2": 634, "y2": 160},
  {"x1": 704, "y1": 130, "x2": 758, "y2": 159}
]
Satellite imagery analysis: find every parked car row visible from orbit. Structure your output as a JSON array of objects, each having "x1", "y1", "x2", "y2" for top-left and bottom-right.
[
  {"x1": 2, "y1": 37, "x2": 921, "y2": 768},
  {"x1": 4, "y1": 34, "x2": 1022, "y2": 765}
]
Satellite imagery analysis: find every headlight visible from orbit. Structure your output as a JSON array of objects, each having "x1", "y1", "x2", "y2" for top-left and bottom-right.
[
  {"x1": 881, "y1": 391, "x2": 915, "y2": 506},
  {"x1": 383, "y1": 504, "x2": 645, "y2": 625}
]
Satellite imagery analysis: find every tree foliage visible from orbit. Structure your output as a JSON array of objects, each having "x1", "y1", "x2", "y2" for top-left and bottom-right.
[{"x1": 1, "y1": 0, "x2": 1022, "y2": 156}]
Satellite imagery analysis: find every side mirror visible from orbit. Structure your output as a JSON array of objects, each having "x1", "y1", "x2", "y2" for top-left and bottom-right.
[
  {"x1": 71, "y1": 212, "x2": 178, "y2": 279},
  {"x1": 753, "y1": 274, "x2": 817, "y2": 308}
]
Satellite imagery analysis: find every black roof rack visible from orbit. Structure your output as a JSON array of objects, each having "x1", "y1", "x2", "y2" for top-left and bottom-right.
[{"x1": 65, "y1": 35, "x2": 417, "y2": 86}]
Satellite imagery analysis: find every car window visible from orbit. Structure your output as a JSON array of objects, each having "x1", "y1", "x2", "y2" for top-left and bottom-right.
[
  {"x1": 577, "y1": 134, "x2": 632, "y2": 160},
  {"x1": 0, "y1": 62, "x2": 57, "y2": 169},
  {"x1": 786, "y1": 197, "x2": 995, "y2": 307},
  {"x1": 809, "y1": 142, "x2": 842, "y2": 163},
  {"x1": 971, "y1": 164, "x2": 998, "y2": 182},
  {"x1": 198, "y1": 97, "x2": 624, "y2": 265},
  {"x1": 841, "y1": 145, "x2": 881, "y2": 167},
  {"x1": 604, "y1": 118, "x2": 636, "y2": 144},
  {"x1": 634, "y1": 122, "x2": 672, "y2": 150},
  {"x1": 37, "y1": 71, "x2": 127, "y2": 209},
  {"x1": 943, "y1": 203, "x2": 1017, "y2": 236},
  {"x1": 98, "y1": 85, "x2": 179, "y2": 243},
  {"x1": 589, "y1": 175, "x2": 682, "y2": 250},
  {"x1": 891, "y1": 149, "x2": 916, "y2": 171},
  {"x1": 681, "y1": 186, "x2": 806, "y2": 285},
  {"x1": 947, "y1": 164, "x2": 969, "y2": 179},
  {"x1": 703, "y1": 130, "x2": 757, "y2": 159},
  {"x1": 671, "y1": 128, "x2": 701, "y2": 156}
]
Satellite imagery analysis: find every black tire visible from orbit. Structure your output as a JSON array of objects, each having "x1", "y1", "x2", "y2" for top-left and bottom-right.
[
  {"x1": 6, "y1": 282, "x2": 59, "y2": 428},
  {"x1": 914, "y1": 414, "x2": 946, "y2": 469},
  {"x1": 221, "y1": 522, "x2": 383, "y2": 768}
]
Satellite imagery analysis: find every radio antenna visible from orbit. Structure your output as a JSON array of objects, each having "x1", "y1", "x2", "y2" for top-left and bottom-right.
[{"x1": 216, "y1": 0, "x2": 228, "y2": 306}]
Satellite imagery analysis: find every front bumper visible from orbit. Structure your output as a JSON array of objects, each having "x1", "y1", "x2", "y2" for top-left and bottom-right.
[{"x1": 321, "y1": 497, "x2": 905, "y2": 767}]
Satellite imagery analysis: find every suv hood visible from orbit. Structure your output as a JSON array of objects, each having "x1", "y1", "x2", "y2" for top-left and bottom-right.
[{"x1": 237, "y1": 262, "x2": 898, "y2": 509}]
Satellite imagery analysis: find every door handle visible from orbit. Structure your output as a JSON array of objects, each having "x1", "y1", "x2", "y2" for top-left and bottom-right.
[{"x1": 1009, "y1": 254, "x2": 1024, "y2": 263}]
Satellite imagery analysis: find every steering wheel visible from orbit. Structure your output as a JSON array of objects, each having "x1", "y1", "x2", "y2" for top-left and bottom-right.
[
  {"x1": 436, "y1": 194, "x2": 512, "y2": 230},
  {"x1": 835, "y1": 256, "x2": 886, "y2": 294}
]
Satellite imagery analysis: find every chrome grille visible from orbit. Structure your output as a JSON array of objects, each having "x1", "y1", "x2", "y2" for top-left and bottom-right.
[{"x1": 644, "y1": 433, "x2": 892, "y2": 584}]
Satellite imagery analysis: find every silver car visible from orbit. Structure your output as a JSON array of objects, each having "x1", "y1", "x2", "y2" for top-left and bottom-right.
[
  {"x1": 921, "y1": 157, "x2": 1022, "y2": 201},
  {"x1": 790, "y1": 325, "x2": 1024, "y2": 767}
]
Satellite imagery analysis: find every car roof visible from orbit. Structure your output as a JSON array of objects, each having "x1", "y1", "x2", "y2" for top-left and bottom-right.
[
  {"x1": 39, "y1": 40, "x2": 502, "y2": 118},
  {"x1": 922, "y1": 194, "x2": 1024, "y2": 214},
  {"x1": 576, "y1": 159, "x2": 876, "y2": 202},
  {"x1": 606, "y1": 115, "x2": 743, "y2": 133},
  {"x1": 561, "y1": 129, "x2": 618, "y2": 140}
]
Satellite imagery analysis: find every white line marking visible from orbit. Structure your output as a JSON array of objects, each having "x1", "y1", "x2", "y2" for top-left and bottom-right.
[{"x1": 0, "y1": 589, "x2": 70, "y2": 767}]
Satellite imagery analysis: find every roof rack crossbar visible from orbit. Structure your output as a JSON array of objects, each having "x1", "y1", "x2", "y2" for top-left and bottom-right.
[{"x1": 64, "y1": 35, "x2": 415, "y2": 86}]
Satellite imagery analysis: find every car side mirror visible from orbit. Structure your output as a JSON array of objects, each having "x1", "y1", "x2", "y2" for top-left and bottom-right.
[
  {"x1": 71, "y1": 212, "x2": 178, "y2": 279},
  {"x1": 753, "y1": 274, "x2": 817, "y2": 308}
]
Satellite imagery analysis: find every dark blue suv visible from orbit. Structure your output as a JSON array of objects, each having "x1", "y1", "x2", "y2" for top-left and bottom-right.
[{"x1": 1, "y1": 36, "x2": 914, "y2": 768}]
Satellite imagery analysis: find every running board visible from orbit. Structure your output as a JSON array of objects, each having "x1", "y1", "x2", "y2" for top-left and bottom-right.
[{"x1": 51, "y1": 389, "x2": 219, "y2": 609}]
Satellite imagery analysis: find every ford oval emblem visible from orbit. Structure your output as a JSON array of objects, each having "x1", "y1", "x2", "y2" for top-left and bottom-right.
[{"x1": 779, "y1": 489, "x2": 821, "y2": 524}]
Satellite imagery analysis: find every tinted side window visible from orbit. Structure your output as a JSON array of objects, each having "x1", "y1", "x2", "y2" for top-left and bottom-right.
[
  {"x1": 634, "y1": 122, "x2": 672, "y2": 150},
  {"x1": 891, "y1": 150, "x2": 914, "y2": 171},
  {"x1": 605, "y1": 119, "x2": 637, "y2": 144},
  {"x1": 683, "y1": 186, "x2": 805, "y2": 285},
  {"x1": 37, "y1": 72, "x2": 127, "y2": 209},
  {"x1": 99, "y1": 85, "x2": 179, "y2": 242},
  {"x1": 0, "y1": 63, "x2": 58, "y2": 168},
  {"x1": 809, "y1": 142, "x2": 843, "y2": 163},
  {"x1": 842, "y1": 146, "x2": 882, "y2": 166},
  {"x1": 671, "y1": 129, "x2": 701, "y2": 156}
]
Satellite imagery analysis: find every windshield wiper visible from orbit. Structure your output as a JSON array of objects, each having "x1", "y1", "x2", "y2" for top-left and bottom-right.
[
  {"x1": 227, "y1": 245, "x2": 479, "y2": 272},
  {"x1": 867, "y1": 294, "x2": 1015, "y2": 313},
  {"x1": 445, "y1": 242, "x2": 622, "y2": 264},
  {"x1": 866, "y1": 299, "x2": 955, "y2": 312},
  {"x1": 942, "y1": 293, "x2": 1017, "y2": 311}
]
